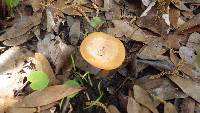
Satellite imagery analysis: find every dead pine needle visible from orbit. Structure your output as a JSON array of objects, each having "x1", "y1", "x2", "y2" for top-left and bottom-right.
[
  {"x1": 149, "y1": 59, "x2": 185, "y2": 79},
  {"x1": 92, "y1": 3, "x2": 100, "y2": 16},
  {"x1": 71, "y1": 5, "x2": 90, "y2": 23},
  {"x1": 86, "y1": 101, "x2": 111, "y2": 113}
]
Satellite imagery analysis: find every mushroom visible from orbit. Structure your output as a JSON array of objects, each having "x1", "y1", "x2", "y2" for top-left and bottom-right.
[{"x1": 80, "y1": 32, "x2": 125, "y2": 70}]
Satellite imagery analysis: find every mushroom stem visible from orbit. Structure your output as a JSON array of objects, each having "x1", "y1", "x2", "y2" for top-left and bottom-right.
[{"x1": 95, "y1": 70, "x2": 110, "y2": 79}]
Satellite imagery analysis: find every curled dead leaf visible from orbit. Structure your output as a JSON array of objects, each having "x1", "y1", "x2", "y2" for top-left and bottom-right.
[
  {"x1": 108, "y1": 105, "x2": 120, "y2": 113},
  {"x1": 136, "y1": 9, "x2": 169, "y2": 36},
  {"x1": 0, "y1": 14, "x2": 41, "y2": 43},
  {"x1": 169, "y1": 5, "x2": 180, "y2": 28},
  {"x1": 127, "y1": 97, "x2": 141, "y2": 113},
  {"x1": 136, "y1": 75, "x2": 187, "y2": 100},
  {"x1": 168, "y1": 75, "x2": 200, "y2": 103},
  {"x1": 134, "y1": 85, "x2": 159, "y2": 113},
  {"x1": 15, "y1": 85, "x2": 82, "y2": 107},
  {"x1": 176, "y1": 13, "x2": 200, "y2": 34},
  {"x1": 164, "y1": 102, "x2": 178, "y2": 113},
  {"x1": 107, "y1": 20, "x2": 137, "y2": 38},
  {"x1": 181, "y1": 97, "x2": 195, "y2": 113},
  {"x1": 6, "y1": 107, "x2": 37, "y2": 113},
  {"x1": 31, "y1": 53, "x2": 58, "y2": 85}
]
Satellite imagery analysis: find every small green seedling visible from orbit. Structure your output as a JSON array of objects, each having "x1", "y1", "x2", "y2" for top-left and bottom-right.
[
  {"x1": 27, "y1": 71, "x2": 49, "y2": 91},
  {"x1": 85, "y1": 81, "x2": 103, "y2": 109},
  {"x1": 196, "y1": 45, "x2": 200, "y2": 67},
  {"x1": 5, "y1": 0, "x2": 20, "y2": 8},
  {"x1": 70, "y1": 55, "x2": 92, "y2": 86},
  {"x1": 89, "y1": 16, "x2": 102, "y2": 28},
  {"x1": 70, "y1": 54, "x2": 76, "y2": 71},
  {"x1": 64, "y1": 80, "x2": 81, "y2": 99}
]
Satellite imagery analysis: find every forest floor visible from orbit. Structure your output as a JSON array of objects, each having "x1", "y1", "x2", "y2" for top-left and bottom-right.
[{"x1": 1, "y1": 0, "x2": 200, "y2": 113}]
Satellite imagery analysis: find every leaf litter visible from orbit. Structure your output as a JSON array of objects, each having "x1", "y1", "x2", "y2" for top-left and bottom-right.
[{"x1": 1, "y1": 0, "x2": 200, "y2": 112}]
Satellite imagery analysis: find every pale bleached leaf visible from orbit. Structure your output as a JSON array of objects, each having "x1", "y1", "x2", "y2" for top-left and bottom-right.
[{"x1": 37, "y1": 33, "x2": 74, "y2": 74}]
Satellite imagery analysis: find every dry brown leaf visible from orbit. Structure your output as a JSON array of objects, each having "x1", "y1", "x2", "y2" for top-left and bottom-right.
[
  {"x1": 170, "y1": 49, "x2": 179, "y2": 65},
  {"x1": 63, "y1": 5, "x2": 93, "y2": 16},
  {"x1": 31, "y1": 0, "x2": 44, "y2": 12},
  {"x1": 107, "y1": 20, "x2": 138, "y2": 38},
  {"x1": 103, "y1": 0, "x2": 122, "y2": 19},
  {"x1": 91, "y1": 0, "x2": 103, "y2": 6},
  {"x1": 136, "y1": 75, "x2": 187, "y2": 100},
  {"x1": 181, "y1": 97, "x2": 195, "y2": 113},
  {"x1": 187, "y1": 32, "x2": 200, "y2": 48},
  {"x1": 0, "y1": 97, "x2": 20, "y2": 113},
  {"x1": 73, "y1": 0, "x2": 89, "y2": 5},
  {"x1": 0, "y1": 14, "x2": 41, "y2": 43},
  {"x1": 181, "y1": 63, "x2": 200, "y2": 79},
  {"x1": 176, "y1": 13, "x2": 200, "y2": 34},
  {"x1": 137, "y1": 39, "x2": 167, "y2": 60},
  {"x1": 165, "y1": 34, "x2": 187, "y2": 49},
  {"x1": 31, "y1": 53, "x2": 58, "y2": 85},
  {"x1": 182, "y1": 0, "x2": 200, "y2": 3},
  {"x1": 140, "y1": 106, "x2": 152, "y2": 113},
  {"x1": 15, "y1": 85, "x2": 82, "y2": 107},
  {"x1": 171, "y1": 0, "x2": 191, "y2": 11},
  {"x1": 181, "y1": 11, "x2": 194, "y2": 19},
  {"x1": 168, "y1": 75, "x2": 200, "y2": 103},
  {"x1": 137, "y1": 58, "x2": 174, "y2": 70},
  {"x1": 169, "y1": 5, "x2": 180, "y2": 28},
  {"x1": 127, "y1": 97, "x2": 141, "y2": 113},
  {"x1": 108, "y1": 105, "x2": 121, "y2": 113},
  {"x1": 3, "y1": 31, "x2": 35, "y2": 46},
  {"x1": 137, "y1": 40, "x2": 175, "y2": 70},
  {"x1": 195, "y1": 103, "x2": 200, "y2": 113},
  {"x1": 130, "y1": 29, "x2": 156, "y2": 43},
  {"x1": 170, "y1": 50, "x2": 200, "y2": 79},
  {"x1": 164, "y1": 102, "x2": 178, "y2": 113},
  {"x1": 6, "y1": 107, "x2": 37, "y2": 113},
  {"x1": 136, "y1": 9, "x2": 169, "y2": 36},
  {"x1": 69, "y1": 19, "x2": 80, "y2": 45},
  {"x1": 37, "y1": 33, "x2": 74, "y2": 74},
  {"x1": 39, "y1": 102, "x2": 59, "y2": 111},
  {"x1": 134, "y1": 85, "x2": 159, "y2": 113},
  {"x1": 54, "y1": 0, "x2": 93, "y2": 16}
]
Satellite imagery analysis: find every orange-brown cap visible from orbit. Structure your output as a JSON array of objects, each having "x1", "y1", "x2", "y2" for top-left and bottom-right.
[{"x1": 80, "y1": 32, "x2": 125, "y2": 70}]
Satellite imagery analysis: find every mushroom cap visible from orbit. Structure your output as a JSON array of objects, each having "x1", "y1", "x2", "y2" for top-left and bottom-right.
[{"x1": 80, "y1": 32, "x2": 125, "y2": 70}]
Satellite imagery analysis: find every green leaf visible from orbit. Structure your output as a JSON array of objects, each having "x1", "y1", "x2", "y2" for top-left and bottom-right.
[
  {"x1": 89, "y1": 16, "x2": 102, "y2": 28},
  {"x1": 27, "y1": 71, "x2": 49, "y2": 91},
  {"x1": 5, "y1": 0, "x2": 20, "y2": 8},
  {"x1": 196, "y1": 45, "x2": 200, "y2": 67},
  {"x1": 64, "y1": 80, "x2": 80, "y2": 99}
]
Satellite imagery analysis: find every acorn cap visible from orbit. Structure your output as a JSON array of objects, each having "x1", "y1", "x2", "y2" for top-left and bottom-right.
[{"x1": 80, "y1": 32, "x2": 125, "y2": 70}]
